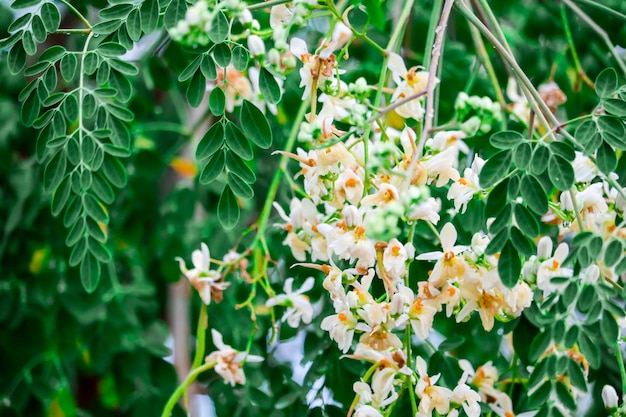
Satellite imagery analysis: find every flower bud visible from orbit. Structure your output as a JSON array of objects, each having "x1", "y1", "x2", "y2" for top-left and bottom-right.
[
  {"x1": 602, "y1": 385, "x2": 619, "y2": 410},
  {"x1": 247, "y1": 35, "x2": 265, "y2": 57}
]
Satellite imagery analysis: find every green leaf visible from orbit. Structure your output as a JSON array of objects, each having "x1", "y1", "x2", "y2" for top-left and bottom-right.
[
  {"x1": 102, "y1": 155, "x2": 127, "y2": 188},
  {"x1": 574, "y1": 120, "x2": 597, "y2": 146},
  {"x1": 549, "y1": 141, "x2": 575, "y2": 160},
  {"x1": 597, "y1": 116, "x2": 626, "y2": 150},
  {"x1": 0, "y1": 32, "x2": 23, "y2": 51},
  {"x1": 81, "y1": 254, "x2": 101, "y2": 293},
  {"x1": 578, "y1": 332, "x2": 600, "y2": 369},
  {"x1": 479, "y1": 150, "x2": 512, "y2": 188},
  {"x1": 208, "y1": 11, "x2": 230, "y2": 44},
  {"x1": 513, "y1": 142, "x2": 532, "y2": 171},
  {"x1": 526, "y1": 380, "x2": 552, "y2": 410},
  {"x1": 44, "y1": 150, "x2": 66, "y2": 193},
  {"x1": 510, "y1": 226, "x2": 535, "y2": 256},
  {"x1": 21, "y1": 90, "x2": 40, "y2": 127},
  {"x1": 98, "y1": 42, "x2": 127, "y2": 57},
  {"x1": 555, "y1": 381, "x2": 576, "y2": 410},
  {"x1": 11, "y1": 0, "x2": 41, "y2": 9},
  {"x1": 225, "y1": 151, "x2": 256, "y2": 183},
  {"x1": 489, "y1": 204, "x2": 511, "y2": 235},
  {"x1": 100, "y1": 4, "x2": 133, "y2": 20},
  {"x1": 596, "y1": 141, "x2": 617, "y2": 174},
  {"x1": 201, "y1": 54, "x2": 218, "y2": 80},
  {"x1": 259, "y1": 68, "x2": 281, "y2": 104},
  {"x1": 31, "y1": 15, "x2": 47, "y2": 43},
  {"x1": 485, "y1": 178, "x2": 509, "y2": 217},
  {"x1": 92, "y1": 19, "x2": 124, "y2": 35},
  {"x1": 601, "y1": 314, "x2": 619, "y2": 345},
  {"x1": 514, "y1": 203, "x2": 539, "y2": 237},
  {"x1": 199, "y1": 149, "x2": 225, "y2": 184},
  {"x1": 89, "y1": 239, "x2": 112, "y2": 263},
  {"x1": 567, "y1": 357, "x2": 587, "y2": 391},
  {"x1": 109, "y1": 70, "x2": 133, "y2": 103},
  {"x1": 164, "y1": 0, "x2": 186, "y2": 29},
  {"x1": 227, "y1": 172, "x2": 254, "y2": 199},
  {"x1": 8, "y1": 14, "x2": 31, "y2": 32},
  {"x1": 564, "y1": 325, "x2": 579, "y2": 348},
  {"x1": 186, "y1": 71, "x2": 206, "y2": 108},
  {"x1": 84, "y1": 52, "x2": 99, "y2": 75},
  {"x1": 437, "y1": 335, "x2": 465, "y2": 351},
  {"x1": 126, "y1": 9, "x2": 142, "y2": 41},
  {"x1": 615, "y1": 257, "x2": 626, "y2": 276},
  {"x1": 213, "y1": 43, "x2": 232, "y2": 68},
  {"x1": 80, "y1": 169, "x2": 92, "y2": 190},
  {"x1": 69, "y1": 238, "x2": 88, "y2": 266},
  {"x1": 178, "y1": 55, "x2": 202, "y2": 82},
  {"x1": 218, "y1": 185, "x2": 240, "y2": 229},
  {"x1": 197, "y1": 123, "x2": 224, "y2": 160},
  {"x1": 490, "y1": 130, "x2": 524, "y2": 149},
  {"x1": 209, "y1": 88, "x2": 225, "y2": 116},
  {"x1": 240, "y1": 100, "x2": 272, "y2": 149},
  {"x1": 41, "y1": 2, "x2": 61, "y2": 33},
  {"x1": 92, "y1": 173, "x2": 115, "y2": 205},
  {"x1": 62, "y1": 194, "x2": 80, "y2": 227},
  {"x1": 60, "y1": 53, "x2": 77, "y2": 82},
  {"x1": 232, "y1": 45, "x2": 249, "y2": 72},
  {"x1": 141, "y1": 0, "x2": 159, "y2": 34},
  {"x1": 22, "y1": 31, "x2": 36, "y2": 55},
  {"x1": 108, "y1": 58, "x2": 139, "y2": 76},
  {"x1": 8, "y1": 41, "x2": 26, "y2": 74},
  {"x1": 595, "y1": 68, "x2": 618, "y2": 98},
  {"x1": 548, "y1": 154, "x2": 574, "y2": 190},
  {"x1": 529, "y1": 144, "x2": 549, "y2": 175},
  {"x1": 485, "y1": 228, "x2": 507, "y2": 256},
  {"x1": 62, "y1": 93, "x2": 79, "y2": 122},
  {"x1": 51, "y1": 175, "x2": 71, "y2": 216},
  {"x1": 604, "y1": 98, "x2": 626, "y2": 117},
  {"x1": 66, "y1": 217, "x2": 85, "y2": 247},
  {"x1": 498, "y1": 240, "x2": 521, "y2": 288},
  {"x1": 83, "y1": 194, "x2": 109, "y2": 224},
  {"x1": 520, "y1": 175, "x2": 548, "y2": 215},
  {"x1": 224, "y1": 122, "x2": 253, "y2": 160},
  {"x1": 85, "y1": 217, "x2": 106, "y2": 243},
  {"x1": 604, "y1": 239, "x2": 623, "y2": 267}
]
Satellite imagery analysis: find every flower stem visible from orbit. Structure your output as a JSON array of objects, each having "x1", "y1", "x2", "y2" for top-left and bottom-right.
[
  {"x1": 254, "y1": 99, "x2": 309, "y2": 244},
  {"x1": 615, "y1": 341, "x2": 626, "y2": 398},
  {"x1": 58, "y1": 0, "x2": 92, "y2": 29},
  {"x1": 191, "y1": 305, "x2": 208, "y2": 369},
  {"x1": 560, "y1": 4, "x2": 595, "y2": 90},
  {"x1": 161, "y1": 361, "x2": 217, "y2": 417}
]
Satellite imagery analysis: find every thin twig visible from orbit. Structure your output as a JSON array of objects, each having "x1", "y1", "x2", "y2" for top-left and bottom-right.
[
  {"x1": 562, "y1": 0, "x2": 626, "y2": 76},
  {"x1": 416, "y1": 0, "x2": 456, "y2": 158},
  {"x1": 368, "y1": 88, "x2": 427, "y2": 123}
]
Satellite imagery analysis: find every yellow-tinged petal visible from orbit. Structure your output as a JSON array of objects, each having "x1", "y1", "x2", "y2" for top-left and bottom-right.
[
  {"x1": 29, "y1": 247, "x2": 49, "y2": 274},
  {"x1": 170, "y1": 157, "x2": 198, "y2": 178}
]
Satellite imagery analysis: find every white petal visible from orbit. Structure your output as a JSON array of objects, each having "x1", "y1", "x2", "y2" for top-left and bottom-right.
[
  {"x1": 211, "y1": 329, "x2": 225, "y2": 350},
  {"x1": 440, "y1": 222, "x2": 457, "y2": 251},
  {"x1": 290, "y1": 37, "x2": 309, "y2": 60},
  {"x1": 387, "y1": 52, "x2": 407, "y2": 82},
  {"x1": 298, "y1": 276, "x2": 315, "y2": 293}
]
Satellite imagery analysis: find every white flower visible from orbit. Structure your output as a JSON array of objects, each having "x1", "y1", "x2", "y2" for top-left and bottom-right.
[
  {"x1": 321, "y1": 307, "x2": 357, "y2": 352},
  {"x1": 176, "y1": 243, "x2": 229, "y2": 305},
  {"x1": 602, "y1": 384, "x2": 619, "y2": 409},
  {"x1": 417, "y1": 223, "x2": 468, "y2": 287},
  {"x1": 415, "y1": 356, "x2": 453, "y2": 416},
  {"x1": 266, "y1": 277, "x2": 315, "y2": 328},
  {"x1": 206, "y1": 329, "x2": 263, "y2": 386}
]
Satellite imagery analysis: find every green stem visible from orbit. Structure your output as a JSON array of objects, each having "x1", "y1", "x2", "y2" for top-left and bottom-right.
[
  {"x1": 416, "y1": 0, "x2": 455, "y2": 157},
  {"x1": 161, "y1": 361, "x2": 217, "y2": 417},
  {"x1": 562, "y1": 0, "x2": 626, "y2": 76},
  {"x1": 246, "y1": 0, "x2": 291, "y2": 11},
  {"x1": 191, "y1": 305, "x2": 208, "y2": 369},
  {"x1": 573, "y1": 0, "x2": 626, "y2": 22},
  {"x1": 254, "y1": 100, "x2": 309, "y2": 242},
  {"x1": 58, "y1": 0, "x2": 92, "y2": 29},
  {"x1": 467, "y1": 15, "x2": 508, "y2": 116},
  {"x1": 387, "y1": 0, "x2": 416, "y2": 53},
  {"x1": 326, "y1": 1, "x2": 387, "y2": 56},
  {"x1": 615, "y1": 341, "x2": 626, "y2": 398},
  {"x1": 423, "y1": 0, "x2": 444, "y2": 69},
  {"x1": 560, "y1": 4, "x2": 594, "y2": 89},
  {"x1": 55, "y1": 28, "x2": 91, "y2": 35},
  {"x1": 405, "y1": 325, "x2": 418, "y2": 416}
]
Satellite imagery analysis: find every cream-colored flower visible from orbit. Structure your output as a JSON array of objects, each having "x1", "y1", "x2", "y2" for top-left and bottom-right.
[
  {"x1": 266, "y1": 277, "x2": 315, "y2": 328},
  {"x1": 206, "y1": 329, "x2": 263, "y2": 386},
  {"x1": 176, "y1": 243, "x2": 229, "y2": 305}
]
